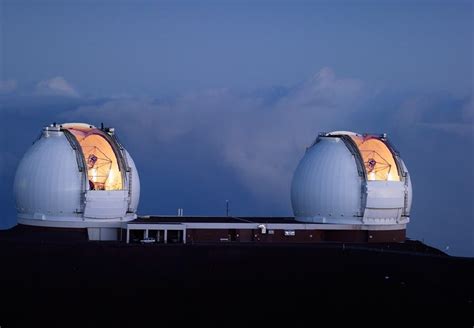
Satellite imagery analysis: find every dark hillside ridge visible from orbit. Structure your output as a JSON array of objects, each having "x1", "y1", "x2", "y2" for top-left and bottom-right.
[{"x1": 0, "y1": 223, "x2": 472, "y2": 325}]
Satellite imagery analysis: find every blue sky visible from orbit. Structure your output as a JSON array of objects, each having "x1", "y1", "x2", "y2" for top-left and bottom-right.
[{"x1": 1, "y1": 0, "x2": 473, "y2": 256}]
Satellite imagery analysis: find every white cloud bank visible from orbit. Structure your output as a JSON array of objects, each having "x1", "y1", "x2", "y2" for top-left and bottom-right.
[
  {"x1": 2, "y1": 67, "x2": 472, "y2": 256},
  {"x1": 35, "y1": 76, "x2": 79, "y2": 97},
  {"x1": 63, "y1": 67, "x2": 365, "y2": 203}
]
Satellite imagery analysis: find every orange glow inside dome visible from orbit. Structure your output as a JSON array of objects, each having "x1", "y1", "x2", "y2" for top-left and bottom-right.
[
  {"x1": 64, "y1": 124, "x2": 123, "y2": 190},
  {"x1": 350, "y1": 135, "x2": 400, "y2": 181}
]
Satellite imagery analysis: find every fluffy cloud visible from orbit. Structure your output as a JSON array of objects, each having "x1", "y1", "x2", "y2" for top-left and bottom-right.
[
  {"x1": 1, "y1": 67, "x2": 473, "y2": 256},
  {"x1": 35, "y1": 76, "x2": 79, "y2": 97},
  {"x1": 63, "y1": 67, "x2": 365, "y2": 202},
  {"x1": 0, "y1": 80, "x2": 17, "y2": 94}
]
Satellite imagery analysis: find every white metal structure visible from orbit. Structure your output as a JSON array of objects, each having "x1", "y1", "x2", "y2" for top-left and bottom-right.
[
  {"x1": 13, "y1": 123, "x2": 140, "y2": 239},
  {"x1": 291, "y1": 131, "x2": 412, "y2": 225}
]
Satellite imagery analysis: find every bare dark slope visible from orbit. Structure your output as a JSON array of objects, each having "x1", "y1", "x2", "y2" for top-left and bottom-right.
[{"x1": 0, "y1": 226, "x2": 472, "y2": 325}]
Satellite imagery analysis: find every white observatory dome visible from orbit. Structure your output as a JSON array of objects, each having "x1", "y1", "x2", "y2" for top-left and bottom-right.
[
  {"x1": 14, "y1": 123, "x2": 140, "y2": 232},
  {"x1": 291, "y1": 131, "x2": 412, "y2": 225}
]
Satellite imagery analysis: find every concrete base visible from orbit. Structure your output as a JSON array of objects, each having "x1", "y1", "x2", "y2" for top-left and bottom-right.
[{"x1": 18, "y1": 213, "x2": 136, "y2": 229}]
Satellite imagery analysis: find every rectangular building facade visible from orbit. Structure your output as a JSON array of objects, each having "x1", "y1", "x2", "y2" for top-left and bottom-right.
[{"x1": 125, "y1": 216, "x2": 406, "y2": 244}]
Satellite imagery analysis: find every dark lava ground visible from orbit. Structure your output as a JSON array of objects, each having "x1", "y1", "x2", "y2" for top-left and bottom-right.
[{"x1": 0, "y1": 226, "x2": 472, "y2": 326}]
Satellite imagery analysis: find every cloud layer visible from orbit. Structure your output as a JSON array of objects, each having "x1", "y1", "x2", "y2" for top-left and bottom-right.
[
  {"x1": 64, "y1": 67, "x2": 366, "y2": 202},
  {"x1": 0, "y1": 68, "x2": 472, "y2": 256},
  {"x1": 35, "y1": 76, "x2": 79, "y2": 97}
]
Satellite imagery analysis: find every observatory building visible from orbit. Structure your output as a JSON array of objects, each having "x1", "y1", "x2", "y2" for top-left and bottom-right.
[
  {"x1": 13, "y1": 123, "x2": 140, "y2": 240},
  {"x1": 123, "y1": 131, "x2": 412, "y2": 244},
  {"x1": 12, "y1": 126, "x2": 411, "y2": 244},
  {"x1": 291, "y1": 131, "x2": 412, "y2": 225}
]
